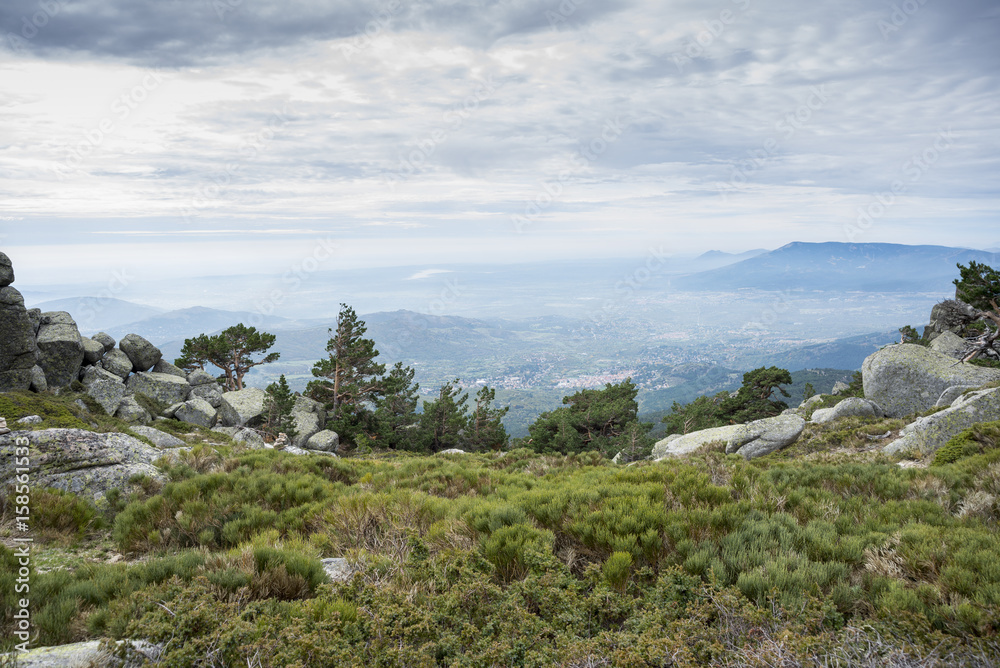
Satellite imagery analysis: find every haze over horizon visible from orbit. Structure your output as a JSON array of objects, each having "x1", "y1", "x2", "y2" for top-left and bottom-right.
[{"x1": 1, "y1": 0, "x2": 998, "y2": 287}]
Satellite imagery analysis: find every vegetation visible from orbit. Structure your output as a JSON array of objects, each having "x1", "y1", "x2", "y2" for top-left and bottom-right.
[
  {"x1": 954, "y1": 260, "x2": 1000, "y2": 312},
  {"x1": 175, "y1": 324, "x2": 280, "y2": 391},
  {"x1": 662, "y1": 366, "x2": 794, "y2": 435},
  {"x1": 263, "y1": 374, "x2": 297, "y2": 440}
]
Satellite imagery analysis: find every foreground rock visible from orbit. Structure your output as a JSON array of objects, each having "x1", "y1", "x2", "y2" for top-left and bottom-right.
[
  {"x1": 652, "y1": 425, "x2": 743, "y2": 459},
  {"x1": 175, "y1": 396, "x2": 218, "y2": 428},
  {"x1": 1, "y1": 639, "x2": 162, "y2": 668},
  {"x1": 727, "y1": 414, "x2": 805, "y2": 459},
  {"x1": 811, "y1": 397, "x2": 883, "y2": 424},
  {"x1": 35, "y1": 311, "x2": 84, "y2": 388},
  {"x1": 862, "y1": 344, "x2": 1000, "y2": 418},
  {"x1": 0, "y1": 429, "x2": 165, "y2": 499},
  {"x1": 305, "y1": 429, "x2": 339, "y2": 452},
  {"x1": 0, "y1": 283, "x2": 37, "y2": 392},
  {"x1": 218, "y1": 387, "x2": 267, "y2": 427},
  {"x1": 884, "y1": 386, "x2": 1000, "y2": 456}
]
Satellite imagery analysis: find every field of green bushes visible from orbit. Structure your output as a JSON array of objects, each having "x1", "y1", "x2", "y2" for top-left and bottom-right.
[{"x1": 2, "y1": 399, "x2": 1000, "y2": 666}]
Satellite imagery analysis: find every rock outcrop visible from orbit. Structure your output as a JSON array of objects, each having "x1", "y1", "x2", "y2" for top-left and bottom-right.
[
  {"x1": 884, "y1": 386, "x2": 1000, "y2": 455},
  {"x1": 218, "y1": 387, "x2": 267, "y2": 427},
  {"x1": 811, "y1": 397, "x2": 883, "y2": 424},
  {"x1": 35, "y1": 312, "x2": 85, "y2": 388},
  {"x1": 929, "y1": 331, "x2": 968, "y2": 360},
  {"x1": 726, "y1": 414, "x2": 805, "y2": 459},
  {"x1": 651, "y1": 425, "x2": 743, "y2": 459},
  {"x1": 924, "y1": 299, "x2": 978, "y2": 342},
  {"x1": 0, "y1": 278, "x2": 37, "y2": 392},
  {"x1": 862, "y1": 344, "x2": 1000, "y2": 418},
  {"x1": 125, "y1": 371, "x2": 192, "y2": 406},
  {"x1": 290, "y1": 395, "x2": 326, "y2": 448}
]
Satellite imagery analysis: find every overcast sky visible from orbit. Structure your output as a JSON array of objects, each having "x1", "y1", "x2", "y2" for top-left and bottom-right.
[{"x1": 1, "y1": 0, "x2": 998, "y2": 285}]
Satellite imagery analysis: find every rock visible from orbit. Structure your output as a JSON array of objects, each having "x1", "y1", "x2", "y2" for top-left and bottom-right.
[
  {"x1": 0, "y1": 418, "x2": 7, "y2": 435},
  {"x1": 126, "y1": 371, "x2": 192, "y2": 406},
  {"x1": 0, "y1": 251, "x2": 12, "y2": 287},
  {"x1": 293, "y1": 395, "x2": 327, "y2": 428},
  {"x1": 93, "y1": 331, "x2": 116, "y2": 352},
  {"x1": 726, "y1": 414, "x2": 805, "y2": 459},
  {"x1": 87, "y1": 378, "x2": 126, "y2": 416},
  {"x1": 115, "y1": 396, "x2": 151, "y2": 424},
  {"x1": 186, "y1": 369, "x2": 217, "y2": 386},
  {"x1": 129, "y1": 424, "x2": 186, "y2": 448},
  {"x1": 831, "y1": 381, "x2": 850, "y2": 395},
  {"x1": 153, "y1": 359, "x2": 187, "y2": 377},
  {"x1": 305, "y1": 429, "x2": 339, "y2": 452},
  {"x1": 81, "y1": 336, "x2": 107, "y2": 364},
  {"x1": 118, "y1": 333, "x2": 162, "y2": 372},
  {"x1": 212, "y1": 425, "x2": 267, "y2": 448},
  {"x1": 191, "y1": 382, "x2": 223, "y2": 408},
  {"x1": 652, "y1": 426, "x2": 742, "y2": 460},
  {"x1": 810, "y1": 397, "x2": 883, "y2": 424},
  {"x1": 0, "y1": 286, "x2": 39, "y2": 391},
  {"x1": 799, "y1": 394, "x2": 825, "y2": 410},
  {"x1": 925, "y1": 299, "x2": 978, "y2": 342},
  {"x1": 35, "y1": 311, "x2": 84, "y2": 388},
  {"x1": 0, "y1": 428, "x2": 165, "y2": 499},
  {"x1": 163, "y1": 402, "x2": 184, "y2": 418},
  {"x1": 862, "y1": 344, "x2": 1000, "y2": 417},
  {"x1": 273, "y1": 432, "x2": 289, "y2": 449},
  {"x1": 100, "y1": 348, "x2": 133, "y2": 379},
  {"x1": 218, "y1": 387, "x2": 267, "y2": 427},
  {"x1": 935, "y1": 385, "x2": 978, "y2": 408},
  {"x1": 29, "y1": 365, "x2": 47, "y2": 393},
  {"x1": 82, "y1": 365, "x2": 124, "y2": 386},
  {"x1": 291, "y1": 410, "x2": 322, "y2": 448},
  {"x1": 0, "y1": 638, "x2": 162, "y2": 668},
  {"x1": 929, "y1": 331, "x2": 968, "y2": 360},
  {"x1": 322, "y1": 557, "x2": 355, "y2": 582},
  {"x1": 73, "y1": 399, "x2": 89, "y2": 413},
  {"x1": 16, "y1": 415, "x2": 42, "y2": 425},
  {"x1": 26, "y1": 307, "x2": 41, "y2": 336},
  {"x1": 439, "y1": 448, "x2": 467, "y2": 454},
  {"x1": 174, "y1": 396, "x2": 218, "y2": 428},
  {"x1": 282, "y1": 444, "x2": 338, "y2": 457},
  {"x1": 884, "y1": 387, "x2": 1000, "y2": 456}
]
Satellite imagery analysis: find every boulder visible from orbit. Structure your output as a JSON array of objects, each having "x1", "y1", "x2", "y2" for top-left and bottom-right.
[
  {"x1": 191, "y1": 382, "x2": 223, "y2": 407},
  {"x1": 81, "y1": 336, "x2": 106, "y2": 364},
  {"x1": 831, "y1": 381, "x2": 850, "y2": 395},
  {"x1": 218, "y1": 387, "x2": 267, "y2": 427},
  {"x1": 212, "y1": 425, "x2": 267, "y2": 448},
  {"x1": 929, "y1": 331, "x2": 968, "y2": 360},
  {"x1": 129, "y1": 425, "x2": 185, "y2": 448},
  {"x1": 282, "y1": 444, "x2": 338, "y2": 457},
  {"x1": 925, "y1": 299, "x2": 978, "y2": 342},
  {"x1": 798, "y1": 394, "x2": 825, "y2": 411},
  {"x1": 87, "y1": 378, "x2": 126, "y2": 416},
  {"x1": 652, "y1": 426, "x2": 743, "y2": 460},
  {"x1": 187, "y1": 369, "x2": 217, "y2": 386},
  {"x1": 93, "y1": 331, "x2": 116, "y2": 352},
  {"x1": 862, "y1": 344, "x2": 1000, "y2": 417},
  {"x1": 438, "y1": 448, "x2": 467, "y2": 455},
  {"x1": 0, "y1": 638, "x2": 162, "y2": 668},
  {"x1": 810, "y1": 397, "x2": 884, "y2": 424},
  {"x1": 291, "y1": 410, "x2": 322, "y2": 448},
  {"x1": 293, "y1": 395, "x2": 327, "y2": 428},
  {"x1": 17, "y1": 415, "x2": 42, "y2": 425},
  {"x1": 115, "y1": 396, "x2": 151, "y2": 424},
  {"x1": 118, "y1": 333, "x2": 162, "y2": 372},
  {"x1": 936, "y1": 384, "x2": 978, "y2": 408},
  {"x1": 0, "y1": 251, "x2": 12, "y2": 287},
  {"x1": 0, "y1": 428, "x2": 165, "y2": 499},
  {"x1": 100, "y1": 348, "x2": 133, "y2": 379},
  {"x1": 322, "y1": 558, "x2": 355, "y2": 582},
  {"x1": 81, "y1": 365, "x2": 124, "y2": 386},
  {"x1": 305, "y1": 429, "x2": 339, "y2": 452},
  {"x1": 126, "y1": 371, "x2": 192, "y2": 406},
  {"x1": 163, "y1": 402, "x2": 185, "y2": 418},
  {"x1": 174, "y1": 396, "x2": 218, "y2": 428},
  {"x1": 29, "y1": 365, "x2": 47, "y2": 393},
  {"x1": 153, "y1": 359, "x2": 187, "y2": 378},
  {"x1": 0, "y1": 286, "x2": 38, "y2": 392},
  {"x1": 884, "y1": 387, "x2": 1000, "y2": 456},
  {"x1": 35, "y1": 311, "x2": 84, "y2": 387},
  {"x1": 726, "y1": 414, "x2": 806, "y2": 459}
]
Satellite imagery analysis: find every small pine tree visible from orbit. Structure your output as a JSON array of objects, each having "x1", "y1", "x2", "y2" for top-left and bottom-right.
[
  {"x1": 419, "y1": 380, "x2": 469, "y2": 453},
  {"x1": 467, "y1": 386, "x2": 509, "y2": 451},
  {"x1": 263, "y1": 375, "x2": 297, "y2": 441},
  {"x1": 802, "y1": 382, "x2": 816, "y2": 402}
]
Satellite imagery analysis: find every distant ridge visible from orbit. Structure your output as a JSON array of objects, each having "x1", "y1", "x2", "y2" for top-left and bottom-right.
[
  {"x1": 671, "y1": 242, "x2": 1000, "y2": 292},
  {"x1": 27, "y1": 297, "x2": 163, "y2": 331}
]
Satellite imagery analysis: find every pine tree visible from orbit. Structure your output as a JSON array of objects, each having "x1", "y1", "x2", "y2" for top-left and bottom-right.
[
  {"x1": 419, "y1": 380, "x2": 469, "y2": 453},
  {"x1": 371, "y1": 362, "x2": 420, "y2": 449},
  {"x1": 175, "y1": 324, "x2": 279, "y2": 391},
  {"x1": 719, "y1": 366, "x2": 792, "y2": 424},
  {"x1": 954, "y1": 261, "x2": 1000, "y2": 311},
  {"x1": 467, "y1": 386, "x2": 509, "y2": 451},
  {"x1": 263, "y1": 374, "x2": 297, "y2": 440}
]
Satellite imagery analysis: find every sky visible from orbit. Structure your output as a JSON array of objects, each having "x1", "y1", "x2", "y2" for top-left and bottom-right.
[{"x1": 1, "y1": 0, "x2": 998, "y2": 286}]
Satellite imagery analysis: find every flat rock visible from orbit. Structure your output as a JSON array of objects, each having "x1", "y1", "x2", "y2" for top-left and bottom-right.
[
  {"x1": 282, "y1": 444, "x2": 338, "y2": 457},
  {"x1": 0, "y1": 428, "x2": 165, "y2": 499},
  {"x1": 652, "y1": 426, "x2": 742, "y2": 460},
  {"x1": 438, "y1": 448, "x2": 467, "y2": 454},
  {"x1": 218, "y1": 387, "x2": 267, "y2": 427},
  {"x1": 35, "y1": 311, "x2": 84, "y2": 388},
  {"x1": 0, "y1": 639, "x2": 162, "y2": 668},
  {"x1": 129, "y1": 424, "x2": 186, "y2": 448},
  {"x1": 118, "y1": 333, "x2": 162, "y2": 372},
  {"x1": 81, "y1": 365, "x2": 124, "y2": 386},
  {"x1": 727, "y1": 414, "x2": 805, "y2": 459},
  {"x1": 17, "y1": 415, "x2": 42, "y2": 425},
  {"x1": 99, "y1": 349, "x2": 133, "y2": 379},
  {"x1": 884, "y1": 386, "x2": 1000, "y2": 456},
  {"x1": 126, "y1": 371, "x2": 192, "y2": 406},
  {"x1": 87, "y1": 378, "x2": 126, "y2": 416},
  {"x1": 211, "y1": 425, "x2": 266, "y2": 448},
  {"x1": 305, "y1": 429, "x2": 339, "y2": 452},
  {"x1": 175, "y1": 396, "x2": 218, "y2": 428},
  {"x1": 862, "y1": 344, "x2": 1000, "y2": 418},
  {"x1": 811, "y1": 397, "x2": 883, "y2": 424}
]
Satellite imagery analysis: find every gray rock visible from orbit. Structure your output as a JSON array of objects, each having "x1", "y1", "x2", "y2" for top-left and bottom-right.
[
  {"x1": 727, "y1": 414, "x2": 806, "y2": 459},
  {"x1": 26, "y1": 307, "x2": 41, "y2": 336},
  {"x1": 191, "y1": 382, "x2": 223, "y2": 408},
  {"x1": 126, "y1": 371, "x2": 192, "y2": 406},
  {"x1": 1, "y1": 638, "x2": 162, "y2": 668},
  {"x1": 81, "y1": 365, "x2": 124, "y2": 386},
  {"x1": 0, "y1": 428, "x2": 165, "y2": 499},
  {"x1": 652, "y1": 426, "x2": 742, "y2": 460},
  {"x1": 305, "y1": 429, "x2": 339, "y2": 452},
  {"x1": 0, "y1": 251, "x2": 12, "y2": 287},
  {"x1": 73, "y1": 399, "x2": 89, "y2": 413},
  {"x1": 186, "y1": 369, "x2": 217, "y2": 386},
  {"x1": 929, "y1": 331, "x2": 968, "y2": 360},
  {"x1": 831, "y1": 381, "x2": 850, "y2": 395},
  {"x1": 93, "y1": 331, "x2": 116, "y2": 352},
  {"x1": 282, "y1": 444, "x2": 338, "y2": 457},
  {"x1": 936, "y1": 385, "x2": 979, "y2": 408},
  {"x1": 212, "y1": 425, "x2": 267, "y2": 448},
  {"x1": 81, "y1": 336, "x2": 107, "y2": 364},
  {"x1": 175, "y1": 396, "x2": 218, "y2": 428},
  {"x1": 293, "y1": 395, "x2": 327, "y2": 429},
  {"x1": 29, "y1": 365, "x2": 47, "y2": 393},
  {"x1": 862, "y1": 344, "x2": 1000, "y2": 417},
  {"x1": 35, "y1": 311, "x2": 84, "y2": 388},
  {"x1": 291, "y1": 410, "x2": 322, "y2": 448},
  {"x1": 163, "y1": 402, "x2": 184, "y2": 418},
  {"x1": 118, "y1": 333, "x2": 162, "y2": 372},
  {"x1": 799, "y1": 394, "x2": 825, "y2": 410},
  {"x1": 218, "y1": 387, "x2": 267, "y2": 427},
  {"x1": 811, "y1": 397, "x2": 884, "y2": 424},
  {"x1": 438, "y1": 448, "x2": 467, "y2": 454},
  {"x1": 100, "y1": 348, "x2": 133, "y2": 379},
  {"x1": 322, "y1": 557, "x2": 355, "y2": 582},
  {"x1": 129, "y1": 425, "x2": 185, "y2": 448},
  {"x1": 925, "y1": 299, "x2": 978, "y2": 342},
  {"x1": 114, "y1": 396, "x2": 151, "y2": 424},
  {"x1": 16, "y1": 415, "x2": 42, "y2": 425},
  {"x1": 884, "y1": 387, "x2": 1000, "y2": 456},
  {"x1": 0, "y1": 286, "x2": 38, "y2": 391},
  {"x1": 87, "y1": 378, "x2": 126, "y2": 416},
  {"x1": 153, "y1": 359, "x2": 187, "y2": 377}
]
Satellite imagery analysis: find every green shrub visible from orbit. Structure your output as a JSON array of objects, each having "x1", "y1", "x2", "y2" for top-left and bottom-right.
[{"x1": 933, "y1": 421, "x2": 1000, "y2": 466}]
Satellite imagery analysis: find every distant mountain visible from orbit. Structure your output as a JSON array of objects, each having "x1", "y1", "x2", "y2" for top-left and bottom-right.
[
  {"x1": 692, "y1": 248, "x2": 768, "y2": 270},
  {"x1": 105, "y1": 307, "x2": 294, "y2": 345},
  {"x1": 671, "y1": 242, "x2": 1000, "y2": 292},
  {"x1": 751, "y1": 330, "x2": 899, "y2": 371},
  {"x1": 26, "y1": 297, "x2": 163, "y2": 332}
]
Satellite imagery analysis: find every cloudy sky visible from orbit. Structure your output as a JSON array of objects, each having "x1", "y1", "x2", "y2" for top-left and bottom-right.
[{"x1": 1, "y1": 0, "x2": 998, "y2": 286}]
